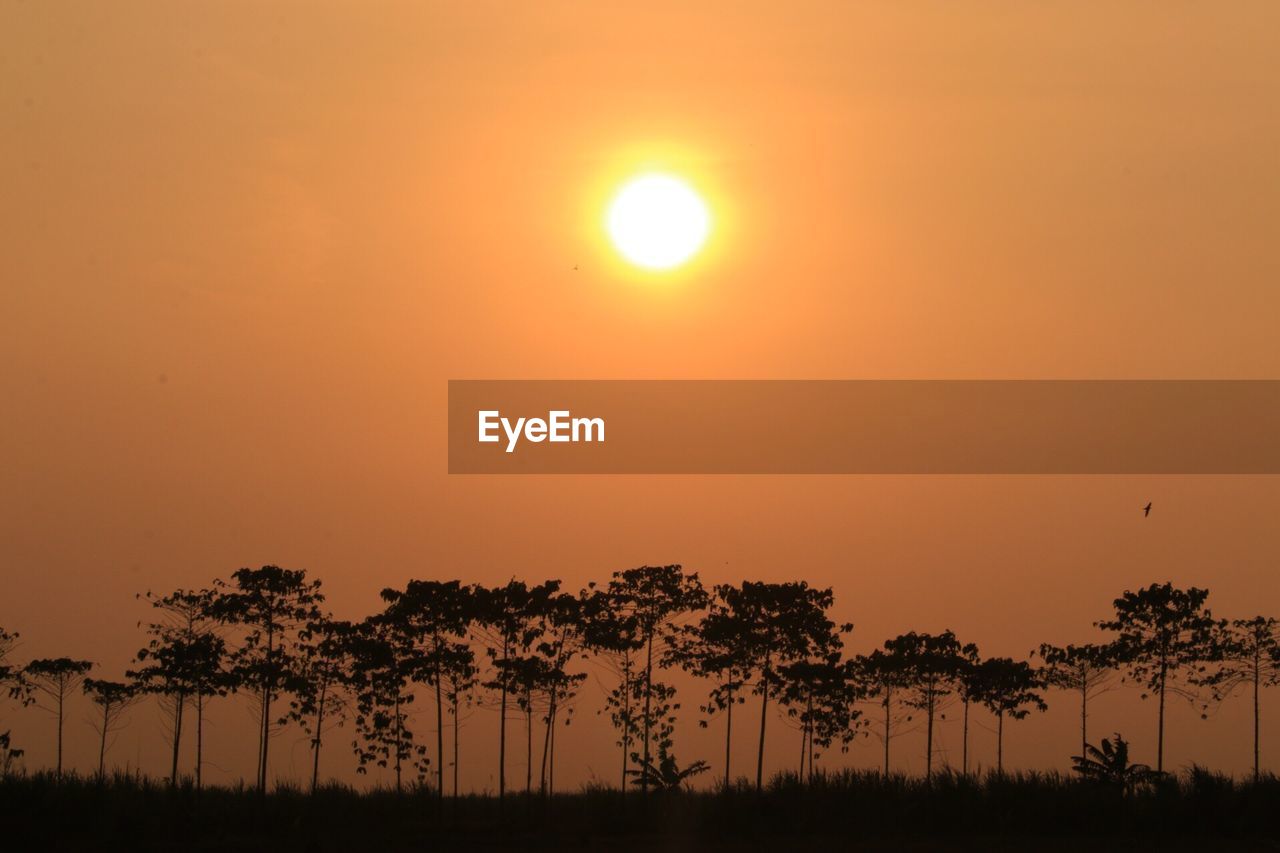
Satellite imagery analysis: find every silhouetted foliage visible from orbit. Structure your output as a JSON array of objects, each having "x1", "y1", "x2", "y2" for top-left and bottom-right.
[
  {"x1": 777, "y1": 654, "x2": 863, "y2": 783},
  {"x1": 130, "y1": 587, "x2": 226, "y2": 788},
  {"x1": 1097, "y1": 582, "x2": 1217, "y2": 773},
  {"x1": 971, "y1": 656, "x2": 1047, "y2": 773},
  {"x1": 1196, "y1": 616, "x2": 1280, "y2": 778},
  {"x1": 346, "y1": 614, "x2": 428, "y2": 791},
  {"x1": 284, "y1": 614, "x2": 353, "y2": 792},
  {"x1": 625, "y1": 747, "x2": 710, "y2": 792},
  {"x1": 853, "y1": 648, "x2": 914, "y2": 777},
  {"x1": 208, "y1": 566, "x2": 324, "y2": 792},
  {"x1": 23, "y1": 657, "x2": 93, "y2": 779},
  {"x1": 82, "y1": 678, "x2": 141, "y2": 781},
  {"x1": 381, "y1": 580, "x2": 475, "y2": 799},
  {"x1": 665, "y1": 591, "x2": 755, "y2": 789},
  {"x1": 881, "y1": 631, "x2": 966, "y2": 781},
  {"x1": 1034, "y1": 641, "x2": 1123, "y2": 760},
  {"x1": 601, "y1": 565, "x2": 706, "y2": 795},
  {"x1": 713, "y1": 581, "x2": 848, "y2": 791}
]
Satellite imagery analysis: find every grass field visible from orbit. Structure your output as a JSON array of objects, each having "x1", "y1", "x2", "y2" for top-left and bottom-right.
[{"x1": 4, "y1": 768, "x2": 1280, "y2": 851}]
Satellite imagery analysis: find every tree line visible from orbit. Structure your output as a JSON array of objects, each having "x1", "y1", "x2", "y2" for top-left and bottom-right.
[{"x1": 0, "y1": 569, "x2": 1276, "y2": 793}]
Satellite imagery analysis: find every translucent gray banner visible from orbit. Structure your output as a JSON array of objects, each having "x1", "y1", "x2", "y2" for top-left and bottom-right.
[{"x1": 448, "y1": 380, "x2": 1280, "y2": 474}]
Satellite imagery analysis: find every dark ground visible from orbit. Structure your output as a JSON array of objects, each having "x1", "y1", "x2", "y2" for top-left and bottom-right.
[{"x1": 5, "y1": 769, "x2": 1280, "y2": 852}]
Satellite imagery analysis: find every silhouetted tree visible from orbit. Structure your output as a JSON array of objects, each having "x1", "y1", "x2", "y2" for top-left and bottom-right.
[
  {"x1": 665, "y1": 592, "x2": 755, "y2": 790},
  {"x1": 884, "y1": 631, "x2": 966, "y2": 781},
  {"x1": 209, "y1": 566, "x2": 324, "y2": 792},
  {"x1": 472, "y1": 579, "x2": 559, "y2": 801},
  {"x1": 583, "y1": 589, "x2": 645, "y2": 795},
  {"x1": 950, "y1": 642, "x2": 982, "y2": 777},
  {"x1": 1097, "y1": 582, "x2": 1216, "y2": 772},
  {"x1": 131, "y1": 587, "x2": 225, "y2": 788},
  {"x1": 972, "y1": 656, "x2": 1046, "y2": 773},
  {"x1": 24, "y1": 657, "x2": 93, "y2": 779},
  {"x1": 82, "y1": 678, "x2": 140, "y2": 781},
  {"x1": 1197, "y1": 616, "x2": 1280, "y2": 778},
  {"x1": 381, "y1": 580, "x2": 476, "y2": 800},
  {"x1": 1034, "y1": 642, "x2": 1123, "y2": 761},
  {"x1": 715, "y1": 581, "x2": 848, "y2": 791},
  {"x1": 346, "y1": 614, "x2": 428, "y2": 791},
  {"x1": 854, "y1": 649, "x2": 912, "y2": 777},
  {"x1": 777, "y1": 654, "x2": 862, "y2": 784},
  {"x1": 284, "y1": 615, "x2": 353, "y2": 792},
  {"x1": 603, "y1": 565, "x2": 707, "y2": 795},
  {"x1": 534, "y1": 590, "x2": 589, "y2": 796}
]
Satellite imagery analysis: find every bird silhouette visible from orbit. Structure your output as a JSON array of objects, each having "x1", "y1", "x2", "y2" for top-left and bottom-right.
[{"x1": 1143, "y1": 502, "x2": 1152, "y2": 517}]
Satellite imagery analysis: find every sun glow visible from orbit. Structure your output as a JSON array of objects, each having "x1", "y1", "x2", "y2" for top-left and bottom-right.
[{"x1": 606, "y1": 173, "x2": 711, "y2": 271}]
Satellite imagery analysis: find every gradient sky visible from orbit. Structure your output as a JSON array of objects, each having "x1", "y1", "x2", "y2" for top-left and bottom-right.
[{"x1": 4, "y1": 2, "x2": 1280, "y2": 789}]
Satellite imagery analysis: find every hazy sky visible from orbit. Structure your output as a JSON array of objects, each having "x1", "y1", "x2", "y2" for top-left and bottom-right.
[{"x1": 4, "y1": 2, "x2": 1280, "y2": 788}]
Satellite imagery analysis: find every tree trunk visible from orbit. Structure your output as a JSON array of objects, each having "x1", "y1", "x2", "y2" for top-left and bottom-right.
[
  {"x1": 1156, "y1": 658, "x2": 1167, "y2": 773},
  {"x1": 548, "y1": 700, "x2": 558, "y2": 796},
  {"x1": 620, "y1": 664, "x2": 630, "y2": 797},
  {"x1": 925, "y1": 691, "x2": 935, "y2": 782},
  {"x1": 525, "y1": 701, "x2": 533, "y2": 796},
  {"x1": 196, "y1": 691, "x2": 204, "y2": 791},
  {"x1": 97, "y1": 706, "x2": 108, "y2": 781},
  {"x1": 997, "y1": 711, "x2": 1004, "y2": 774},
  {"x1": 1253, "y1": 654, "x2": 1261, "y2": 780},
  {"x1": 310, "y1": 685, "x2": 326, "y2": 793},
  {"x1": 394, "y1": 691, "x2": 403, "y2": 793},
  {"x1": 170, "y1": 693, "x2": 184, "y2": 786},
  {"x1": 260, "y1": 684, "x2": 272, "y2": 792},
  {"x1": 498, "y1": 638, "x2": 508, "y2": 802},
  {"x1": 641, "y1": 630, "x2": 654, "y2": 796},
  {"x1": 435, "y1": 658, "x2": 445, "y2": 800},
  {"x1": 755, "y1": 662, "x2": 769, "y2": 792},
  {"x1": 540, "y1": 691, "x2": 555, "y2": 796},
  {"x1": 723, "y1": 682, "x2": 734, "y2": 791},
  {"x1": 883, "y1": 690, "x2": 891, "y2": 777},
  {"x1": 962, "y1": 699, "x2": 969, "y2": 777},
  {"x1": 1080, "y1": 683, "x2": 1088, "y2": 760},
  {"x1": 452, "y1": 691, "x2": 461, "y2": 799},
  {"x1": 56, "y1": 688, "x2": 65, "y2": 780}
]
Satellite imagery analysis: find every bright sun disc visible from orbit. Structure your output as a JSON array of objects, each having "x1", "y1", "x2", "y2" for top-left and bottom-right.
[{"x1": 606, "y1": 173, "x2": 710, "y2": 271}]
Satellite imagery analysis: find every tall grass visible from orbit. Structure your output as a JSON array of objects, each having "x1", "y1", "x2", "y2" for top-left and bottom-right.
[{"x1": 3, "y1": 767, "x2": 1278, "y2": 850}]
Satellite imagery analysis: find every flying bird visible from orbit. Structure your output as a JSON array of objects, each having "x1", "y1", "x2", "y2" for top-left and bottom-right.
[{"x1": 1143, "y1": 502, "x2": 1152, "y2": 517}]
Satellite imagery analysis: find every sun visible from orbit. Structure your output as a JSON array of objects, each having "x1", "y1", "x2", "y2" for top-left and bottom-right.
[{"x1": 606, "y1": 173, "x2": 711, "y2": 271}]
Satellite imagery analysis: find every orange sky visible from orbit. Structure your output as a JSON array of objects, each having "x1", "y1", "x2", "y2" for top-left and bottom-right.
[{"x1": 4, "y1": 2, "x2": 1280, "y2": 789}]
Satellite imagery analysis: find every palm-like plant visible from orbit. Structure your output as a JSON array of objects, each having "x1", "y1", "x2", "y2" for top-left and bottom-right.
[
  {"x1": 1071, "y1": 733, "x2": 1162, "y2": 790},
  {"x1": 626, "y1": 748, "x2": 710, "y2": 792}
]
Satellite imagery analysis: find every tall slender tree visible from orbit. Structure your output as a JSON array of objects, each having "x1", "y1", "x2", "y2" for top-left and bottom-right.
[
  {"x1": 82, "y1": 678, "x2": 140, "y2": 781},
  {"x1": 972, "y1": 656, "x2": 1047, "y2": 773},
  {"x1": 1034, "y1": 642, "x2": 1122, "y2": 761},
  {"x1": 284, "y1": 615, "x2": 353, "y2": 792},
  {"x1": 381, "y1": 580, "x2": 476, "y2": 799},
  {"x1": 715, "y1": 581, "x2": 848, "y2": 791},
  {"x1": 950, "y1": 642, "x2": 983, "y2": 777},
  {"x1": 584, "y1": 595, "x2": 645, "y2": 796},
  {"x1": 854, "y1": 649, "x2": 912, "y2": 777},
  {"x1": 534, "y1": 590, "x2": 589, "y2": 797},
  {"x1": 603, "y1": 565, "x2": 707, "y2": 795},
  {"x1": 208, "y1": 566, "x2": 324, "y2": 792},
  {"x1": 777, "y1": 654, "x2": 862, "y2": 784},
  {"x1": 131, "y1": 587, "x2": 225, "y2": 788},
  {"x1": 23, "y1": 657, "x2": 93, "y2": 779},
  {"x1": 665, "y1": 594, "x2": 755, "y2": 790},
  {"x1": 346, "y1": 614, "x2": 428, "y2": 791},
  {"x1": 1096, "y1": 582, "x2": 1216, "y2": 773},
  {"x1": 883, "y1": 631, "x2": 966, "y2": 781},
  {"x1": 1196, "y1": 616, "x2": 1280, "y2": 779},
  {"x1": 471, "y1": 579, "x2": 559, "y2": 801}
]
